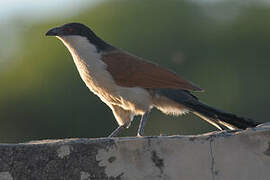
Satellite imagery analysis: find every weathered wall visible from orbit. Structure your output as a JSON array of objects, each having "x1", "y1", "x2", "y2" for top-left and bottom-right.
[{"x1": 0, "y1": 124, "x2": 270, "y2": 180}]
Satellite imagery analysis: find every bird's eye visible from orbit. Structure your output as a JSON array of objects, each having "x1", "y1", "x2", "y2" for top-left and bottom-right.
[{"x1": 66, "y1": 28, "x2": 73, "y2": 33}]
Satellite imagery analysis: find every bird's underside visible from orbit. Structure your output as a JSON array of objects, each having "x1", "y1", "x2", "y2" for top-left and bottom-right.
[
  {"x1": 46, "y1": 22, "x2": 260, "y2": 137},
  {"x1": 106, "y1": 86, "x2": 259, "y2": 137}
]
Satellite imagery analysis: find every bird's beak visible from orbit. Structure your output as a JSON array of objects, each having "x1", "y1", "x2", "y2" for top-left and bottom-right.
[{"x1": 46, "y1": 27, "x2": 61, "y2": 36}]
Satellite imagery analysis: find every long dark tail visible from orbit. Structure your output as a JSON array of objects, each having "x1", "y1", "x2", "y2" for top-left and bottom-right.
[{"x1": 157, "y1": 89, "x2": 259, "y2": 130}]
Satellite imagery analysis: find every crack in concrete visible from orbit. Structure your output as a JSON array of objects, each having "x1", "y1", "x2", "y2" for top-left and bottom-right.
[
  {"x1": 209, "y1": 138, "x2": 217, "y2": 180},
  {"x1": 151, "y1": 150, "x2": 164, "y2": 175}
]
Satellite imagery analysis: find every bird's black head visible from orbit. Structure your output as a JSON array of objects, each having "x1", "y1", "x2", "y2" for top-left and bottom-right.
[
  {"x1": 46, "y1": 23, "x2": 91, "y2": 37},
  {"x1": 46, "y1": 22, "x2": 115, "y2": 52}
]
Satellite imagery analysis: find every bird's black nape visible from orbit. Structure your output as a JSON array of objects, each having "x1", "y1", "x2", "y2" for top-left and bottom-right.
[{"x1": 46, "y1": 22, "x2": 115, "y2": 52}]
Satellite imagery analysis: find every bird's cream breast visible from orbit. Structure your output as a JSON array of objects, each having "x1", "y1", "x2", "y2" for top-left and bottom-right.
[{"x1": 73, "y1": 53, "x2": 122, "y2": 106}]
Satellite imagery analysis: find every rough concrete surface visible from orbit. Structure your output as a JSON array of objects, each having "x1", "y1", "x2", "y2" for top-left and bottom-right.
[{"x1": 0, "y1": 124, "x2": 270, "y2": 180}]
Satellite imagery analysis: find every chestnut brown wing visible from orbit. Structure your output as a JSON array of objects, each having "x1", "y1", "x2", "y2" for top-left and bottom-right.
[{"x1": 102, "y1": 51, "x2": 203, "y2": 92}]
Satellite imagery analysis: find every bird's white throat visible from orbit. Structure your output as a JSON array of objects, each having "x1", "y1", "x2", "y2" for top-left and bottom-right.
[{"x1": 57, "y1": 35, "x2": 100, "y2": 61}]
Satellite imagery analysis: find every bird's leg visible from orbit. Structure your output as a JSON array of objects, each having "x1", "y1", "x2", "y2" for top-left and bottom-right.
[
  {"x1": 137, "y1": 111, "x2": 150, "y2": 137},
  {"x1": 108, "y1": 125, "x2": 126, "y2": 137}
]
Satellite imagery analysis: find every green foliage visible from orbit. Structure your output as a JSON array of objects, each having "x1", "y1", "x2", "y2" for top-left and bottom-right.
[{"x1": 0, "y1": 0, "x2": 270, "y2": 142}]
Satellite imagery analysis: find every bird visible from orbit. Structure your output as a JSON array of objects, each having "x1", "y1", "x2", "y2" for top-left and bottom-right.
[{"x1": 46, "y1": 22, "x2": 259, "y2": 137}]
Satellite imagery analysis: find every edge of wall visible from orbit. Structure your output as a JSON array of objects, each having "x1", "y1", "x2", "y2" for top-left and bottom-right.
[{"x1": 1, "y1": 123, "x2": 270, "y2": 180}]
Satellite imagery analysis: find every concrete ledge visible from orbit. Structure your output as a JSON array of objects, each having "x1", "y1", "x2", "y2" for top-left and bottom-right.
[{"x1": 1, "y1": 124, "x2": 270, "y2": 180}]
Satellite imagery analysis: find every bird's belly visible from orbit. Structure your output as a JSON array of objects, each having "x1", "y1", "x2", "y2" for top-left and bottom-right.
[
  {"x1": 87, "y1": 81, "x2": 152, "y2": 115},
  {"x1": 115, "y1": 86, "x2": 152, "y2": 115}
]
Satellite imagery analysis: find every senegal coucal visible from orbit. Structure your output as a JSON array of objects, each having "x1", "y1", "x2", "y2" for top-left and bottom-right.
[{"x1": 46, "y1": 23, "x2": 259, "y2": 137}]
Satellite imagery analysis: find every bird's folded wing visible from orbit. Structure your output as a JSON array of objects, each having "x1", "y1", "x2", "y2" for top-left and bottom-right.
[{"x1": 102, "y1": 51, "x2": 203, "y2": 92}]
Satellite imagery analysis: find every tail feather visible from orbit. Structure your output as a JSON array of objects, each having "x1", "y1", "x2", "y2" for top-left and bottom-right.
[
  {"x1": 157, "y1": 89, "x2": 259, "y2": 130},
  {"x1": 186, "y1": 100, "x2": 258, "y2": 129},
  {"x1": 192, "y1": 111, "x2": 224, "y2": 130}
]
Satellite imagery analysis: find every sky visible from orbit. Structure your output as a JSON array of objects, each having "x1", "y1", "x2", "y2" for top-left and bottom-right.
[
  {"x1": 1, "y1": 0, "x2": 270, "y2": 64},
  {"x1": 1, "y1": 0, "x2": 270, "y2": 22},
  {"x1": 0, "y1": 0, "x2": 97, "y2": 22},
  {"x1": 0, "y1": 0, "x2": 99, "y2": 65}
]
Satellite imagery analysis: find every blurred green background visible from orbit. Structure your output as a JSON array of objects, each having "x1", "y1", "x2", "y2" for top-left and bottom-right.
[{"x1": 0, "y1": 0, "x2": 269, "y2": 143}]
